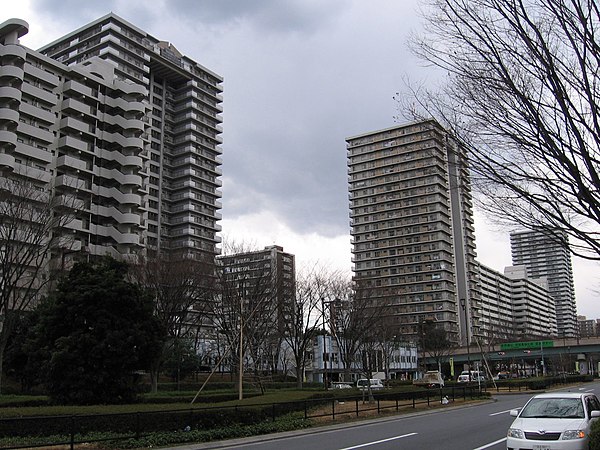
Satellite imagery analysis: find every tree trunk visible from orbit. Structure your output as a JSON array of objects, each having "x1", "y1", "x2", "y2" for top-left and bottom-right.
[
  {"x1": 149, "y1": 358, "x2": 160, "y2": 394},
  {"x1": 295, "y1": 364, "x2": 303, "y2": 389}
]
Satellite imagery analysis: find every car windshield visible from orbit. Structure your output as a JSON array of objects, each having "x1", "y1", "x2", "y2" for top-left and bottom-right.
[{"x1": 520, "y1": 398, "x2": 585, "y2": 419}]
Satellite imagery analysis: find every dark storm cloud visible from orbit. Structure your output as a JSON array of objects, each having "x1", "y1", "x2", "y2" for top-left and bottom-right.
[
  {"x1": 29, "y1": 0, "x2": 156, "y2": 36},
  {"x1": 25, "y1": 0, "x2": 424, "y2": 239},
  {"x1": 168, "y1": 0, "x2": 347, "y2": 34}
]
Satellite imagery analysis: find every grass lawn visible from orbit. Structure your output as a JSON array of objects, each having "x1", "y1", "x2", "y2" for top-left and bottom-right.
[{"x1": 0, "y1": 388, "x2": 326, "y2": 418}]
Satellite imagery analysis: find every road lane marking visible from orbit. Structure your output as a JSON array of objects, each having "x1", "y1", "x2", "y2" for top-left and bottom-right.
[
  {"x1": 489, "y1": 409, "x2": 513, "y2": 416},
  {"x1": 338, "y1": 432, "x2": 418, "y2": 449},
  {"x1": 473, "y1": 437, "x2": 507, "y2": 449}
]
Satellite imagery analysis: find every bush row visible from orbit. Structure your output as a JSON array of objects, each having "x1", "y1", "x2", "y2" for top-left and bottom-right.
[{"x1": 0, "y1": 396, "x2": 320, "y2": 438}]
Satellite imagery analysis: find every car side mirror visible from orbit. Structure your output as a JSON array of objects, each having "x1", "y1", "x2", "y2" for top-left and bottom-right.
[
  {"x1": 591, "y1": 410, "x2": 600, "y2": 418},
  {"x1": 510, "y1": 409, "x2": 520, "y2": 417}
]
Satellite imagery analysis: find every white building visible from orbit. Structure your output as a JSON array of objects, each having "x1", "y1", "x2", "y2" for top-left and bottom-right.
[
  {"x1": 306, "y1": 335, "x2": 418, "y2": 384},
  {"x1": 477, "y1": 263, "x2": 558, "y2": 342},
  {"x1": 510, "y1": 229, "x2": 577, "y2": 337},
  {"x1": 0, "y1": 14, "x2": 223, "y2": 269}
]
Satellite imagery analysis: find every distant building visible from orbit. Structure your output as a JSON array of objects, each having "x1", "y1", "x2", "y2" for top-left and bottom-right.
[
  {"x1": 510, "y1": 229, "x2": 577, "y2": 337},
  {"x1": 505, "y1": 266, "x2": 558, "y2": 339},
  {"x1": 477, "y1": 264, "x2": 515, "y2": 341},
  {"x1": 578, "y1": 316, "x2": 599, "y2": 338},
  {"x1": 477, "y1": 264, "x2": 557, "y2": 341},
  {"x1": 217, "y1": 246, "x2": 295, "y2": 334},
  {"x1": 306, "y1": 335, "x2": 418, "y2": 383},
  {"x1": 346, "y1": 120, "x2": 479, "y2": 346}
]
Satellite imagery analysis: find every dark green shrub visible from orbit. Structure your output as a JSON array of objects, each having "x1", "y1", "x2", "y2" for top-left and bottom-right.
[{"x1": 590, "y1": 418, "x2": 600, "y2": 450}]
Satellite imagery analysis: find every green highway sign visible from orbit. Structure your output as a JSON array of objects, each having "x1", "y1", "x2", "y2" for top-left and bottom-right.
[{"x1": 500, "y1": 340, "x2": 554, "y2": 351}]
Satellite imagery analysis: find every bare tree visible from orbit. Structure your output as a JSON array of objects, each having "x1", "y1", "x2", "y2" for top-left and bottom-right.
[
  {"x1": 332, "y1": 281, "x2": 389, "y2": 382},
  {"x1": 420, "y1": 319, "x2": 454, "y2": 373},
  {"x1": 373, "y1": 319, "x2": 403, "y2": 381},
  {"x1": 210, "y1": 248, "x2": 279, "y2": 396},
  {"x1": 402, "y1": 0, "x2": 600, "y2": 259},
  {"x1": 0, "y1": 175, "x2": 76, "y2": 391},
  {"x1": 132, "y1": 251, "x2": 214, "y2": 392},
  {"x1": 282, "y1": 264, "x2": 334, "y2": 388}
]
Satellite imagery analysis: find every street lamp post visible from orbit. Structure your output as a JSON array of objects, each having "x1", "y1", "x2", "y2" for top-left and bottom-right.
[
  {"x1": 238, "y1": 296, "x2": 244, "y2": 401},
  {"x1": 322, "y1": 298, "x2": 328, "y2": 389},
  {"x1": 460, "y1": 299, "x2": 471, "y2": 382}
]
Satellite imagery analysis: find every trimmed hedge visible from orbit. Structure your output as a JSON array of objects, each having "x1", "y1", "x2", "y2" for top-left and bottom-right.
[{"x1": 591, "y1": 418, "x2": 600, "y2": 450}]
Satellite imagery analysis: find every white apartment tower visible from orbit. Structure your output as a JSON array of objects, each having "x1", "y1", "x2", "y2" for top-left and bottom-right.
[
  {"x1": 510, "y1": 229, "x2": 577, "y2": 337},
  {"x1": 346, "y1": 120, "x2": 480, "y2": 345},
  {"x1": 0, "y1": 14, "x2": 223, "y2": 264}
]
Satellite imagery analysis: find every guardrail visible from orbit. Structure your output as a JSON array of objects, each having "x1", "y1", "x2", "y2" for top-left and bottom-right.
[{"x1": 0, "y1": 386, "x2": 485, "y2": 450}]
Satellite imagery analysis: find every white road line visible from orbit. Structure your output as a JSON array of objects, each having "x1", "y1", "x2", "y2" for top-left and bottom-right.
[
  {"x1": 473, "y1": 437, "x2": 507, "y2": 450},
  {"x1": 489, "y1": 409, "x2": 512, "y2": 416},
  {"x1": 338, "y1": 433, "x2": 418, "y2": 450}
]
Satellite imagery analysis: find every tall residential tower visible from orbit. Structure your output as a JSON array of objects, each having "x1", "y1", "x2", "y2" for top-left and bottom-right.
[
  {"x1": 510, "y1": 229, "x2": 577, "y2": 337},
  {"x1": 37, "y1": 13, "x2": 224, "y2": 260},
  {"x1": 346, "y1": 120, "x2": 480, "y2": 345}
]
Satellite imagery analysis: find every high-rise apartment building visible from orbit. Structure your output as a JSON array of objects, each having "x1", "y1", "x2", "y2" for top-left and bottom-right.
[
  {"x1": 346, "y1": 120, "x2": 479, "y2": 345},
  {"x1": 216, "y1": 245, "x2": 295, "y2": 337},
  {"x1": 476, "y1": 264, "x2": 515, "y2": 340},
  {"x1": 578, "y1": 316, "x2": 599, "y2": 338},
  {"x1": 0, "y1": 14, "x2": 223, "y2": 265},
  {"x1": 510, "y1": 229, "x2": 577, "y2": 337}
]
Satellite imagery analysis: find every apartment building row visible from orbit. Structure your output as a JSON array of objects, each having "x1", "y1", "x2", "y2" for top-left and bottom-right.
[
  {"x1": 0, "y1": 13, "x2": 578, "y2": 355},
  {"x1": 478, "y1": 264, "x2": 558, "y2": 341},
  {"x1": 346, "y1": 122, "x2": 577, "y2": 346},
  {"x1": 510, "y1": 229, "x2": 578, "y2": 337}
]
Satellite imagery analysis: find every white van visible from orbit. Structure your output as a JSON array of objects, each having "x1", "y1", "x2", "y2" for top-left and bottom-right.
[
  {"x1": 356, "y1": 378, "x2": 384, "y2": 390},
  {"x1": 457, "y1": 370, "x2": 485, "y2": 383}
]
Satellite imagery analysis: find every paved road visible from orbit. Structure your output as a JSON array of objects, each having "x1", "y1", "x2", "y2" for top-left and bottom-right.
[{"x1": 167, "y1": 383, "x2": 600, "y2": 450}]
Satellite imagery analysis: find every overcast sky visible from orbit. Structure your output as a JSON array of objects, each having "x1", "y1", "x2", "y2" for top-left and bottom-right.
[{"x1": 4, "y1": 0, "x2": 598, "y2": 318}]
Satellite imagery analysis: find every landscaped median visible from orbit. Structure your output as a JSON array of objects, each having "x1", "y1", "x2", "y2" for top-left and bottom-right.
[{"x1": 0, "y1": 386, "x2": 488, "y2": 449}]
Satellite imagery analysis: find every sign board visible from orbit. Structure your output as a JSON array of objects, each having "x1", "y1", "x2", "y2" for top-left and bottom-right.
[{"x1": 500, "y1": 340, "x2": 554, "y2": 351}]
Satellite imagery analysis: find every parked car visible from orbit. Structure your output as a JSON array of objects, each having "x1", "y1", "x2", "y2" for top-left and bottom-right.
[
  {"x1": 507, "y1": 392, "x2": 600, "y2": 450},
  {"x1": 329, "y1": 382, "x2": 352, "y2": 390},
  {"x1": 457, "y1": 370, "x2": 485, "y2": 383},
  {"x1": 356, "y1": 378, "x2": 384, "y2": 391}
]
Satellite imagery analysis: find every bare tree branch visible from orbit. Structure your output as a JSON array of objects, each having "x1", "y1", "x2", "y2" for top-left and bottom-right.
[
  {"x1": 0, "y1": 174, "x2": 77, "y2": 392},
  {"x1": 402, "y1": 0, "x2": 600, "y2": 260}
]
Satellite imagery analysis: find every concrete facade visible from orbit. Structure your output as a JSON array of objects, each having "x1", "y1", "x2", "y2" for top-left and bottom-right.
[
  {"x1": 346, "y1": 120, "x2": 480, "y2": 346},
  {"x1": 510, "y1": 229, "x2": 577, "y2": 337},
  {"x1": 2, "y1": 13, "x2": 224, "y2": 263}
]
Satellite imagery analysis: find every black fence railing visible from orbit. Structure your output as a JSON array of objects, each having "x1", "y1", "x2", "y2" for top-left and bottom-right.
[{"x1": 0, "y1": 386, "x2": 486, "y2": 450}]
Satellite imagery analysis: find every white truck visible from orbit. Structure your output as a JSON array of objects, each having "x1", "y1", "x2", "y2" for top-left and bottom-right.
[{"x1": 413, "y1": 370, "x2": 445, "y2": 388}]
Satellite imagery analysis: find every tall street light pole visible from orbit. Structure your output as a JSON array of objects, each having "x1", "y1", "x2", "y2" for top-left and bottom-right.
[
  {"x1": 322, "y1": 297, "x2": 328, "y2": 389},
  {"x1": 460, "y1": 298, "x2": 471, "y2": 382},
  {"x1": 238, "y1": 295, "x2": 244, "y2": 401}
]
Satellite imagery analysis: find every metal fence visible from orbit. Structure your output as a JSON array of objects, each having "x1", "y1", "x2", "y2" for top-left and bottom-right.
[{"x1": 0, "y1": 385, "x2": 483, "y2": 450}]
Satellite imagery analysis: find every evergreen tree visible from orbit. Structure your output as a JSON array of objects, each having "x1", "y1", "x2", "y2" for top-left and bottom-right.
[{"x1": 34, "y1": 257, "x2": 163, "y2": 404}]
